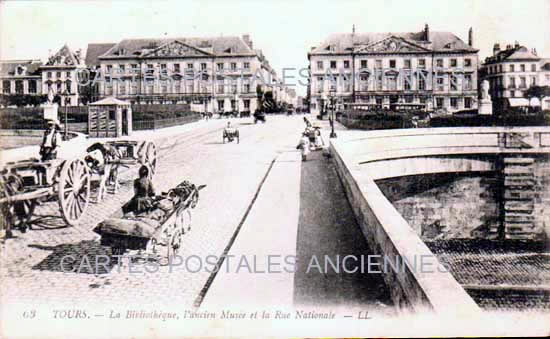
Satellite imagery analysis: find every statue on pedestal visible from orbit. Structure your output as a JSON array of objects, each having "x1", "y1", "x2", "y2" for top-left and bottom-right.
[{"x1": 479, "y1": 79, "x2": 493, "y2": 115}]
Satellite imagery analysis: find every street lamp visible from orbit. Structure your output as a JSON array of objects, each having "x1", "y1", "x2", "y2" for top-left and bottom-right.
[{"x1": 329, "y1": 88, "x2": 337, "y2": 138}]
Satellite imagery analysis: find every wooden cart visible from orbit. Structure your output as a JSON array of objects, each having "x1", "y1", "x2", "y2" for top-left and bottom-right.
[
  {"x1": 0, "y1": 158, "x2": 91, "y2": 233},
  {"x1": 93, "y1": 180, "x2": 206, "y2": 262}
]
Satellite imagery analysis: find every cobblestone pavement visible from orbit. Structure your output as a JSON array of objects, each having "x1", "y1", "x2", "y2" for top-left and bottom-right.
[{"x1": 0, "y1": 115, "x2": 307, "y2": 307}]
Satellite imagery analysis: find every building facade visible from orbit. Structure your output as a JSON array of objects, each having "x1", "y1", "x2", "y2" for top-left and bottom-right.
[
  {"x1": 0, "y1": 60, "x2": 43, "y2": 99},
  {"x1": 89, "y1": 35, "x2": 284, "y2": 113},
  {"x1": 40, "y1": 45, "x2": 86, "y2": 106},
  {"x1": 479, "y1": 42, "x2": 550, "y2": 111},
  {"x1": 308, "y1": 24, "x2": 479, "y2": 115}
]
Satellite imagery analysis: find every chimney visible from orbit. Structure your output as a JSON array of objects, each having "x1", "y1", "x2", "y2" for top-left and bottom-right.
[
  {"x1": 514, "y1": 40, "x2": 520, "y2": 48},
  {"x1": 493, "y1": 43, "x2": 500, "y2": 56},
  {"x1": 533, "y1": 48, "x2": 538, "y2": 56},
  {"x1": 424, "y1": 23, "x2": 430, "y2": 41},
  {"x1": 468, "y1": 27, "x2": 473, "y2": 47},
  {"x1": 311, "y1": 46, "x2": 316, "y2": 51},
  {"x1": 242, "y1": 34, "x2": 253, "y2": 49},
  {"x1": 506, "y1": 44, "x2": 512, "y2": 50}
]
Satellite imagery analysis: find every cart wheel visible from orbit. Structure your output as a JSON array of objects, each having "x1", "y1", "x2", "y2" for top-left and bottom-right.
[
  {"x1": 23, "y1": 199, "x2": 37, "y2": 230},
  {"x1": 57, "y1": 158, "x2": 91, "y2": 226},
  {"x1": 140, "y1": 142, "x2": 157, "y2": 176}
]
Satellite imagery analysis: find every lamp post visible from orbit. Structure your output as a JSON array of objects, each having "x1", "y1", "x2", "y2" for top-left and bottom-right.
[{"x1": 329, "y1": 88, "x2": 337, "y2": 138}]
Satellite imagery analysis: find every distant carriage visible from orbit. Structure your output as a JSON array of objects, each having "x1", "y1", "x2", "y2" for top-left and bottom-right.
[{"x1": 222, "y1": 127, "x2": 239, "y2": 143}]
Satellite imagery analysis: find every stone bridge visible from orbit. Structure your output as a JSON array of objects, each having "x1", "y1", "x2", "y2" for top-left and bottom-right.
[{"x1": 330, "y1": 127, "x2": 550, "y2": 314}]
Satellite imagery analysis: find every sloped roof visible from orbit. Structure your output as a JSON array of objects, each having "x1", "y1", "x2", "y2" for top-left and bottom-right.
[
  {"x1": 89, "y1": 96, "x2": 131, "y2": 105},
  {"x1": 310, "y1": 31, "x2": 477, "y2": 54},
  {"x1": 43, "y1": 44, "x2": 83, "y2": 67},
  {"x1": 485, "y1": 45, "x2": 540, "y2": 64},
  {"x1": 0, "y1": 60, "x2": 43, "y2": 77},
  {"x1": 100, "y1": 36, "x2": 255, "y2": 59},
  {"x1": 85, "y1": 43, "x2": 116, "y2": 67}
]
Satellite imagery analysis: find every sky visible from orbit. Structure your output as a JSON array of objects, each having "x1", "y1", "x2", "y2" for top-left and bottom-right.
[{"x1": 1, "y1": 0, "x2": 549, "y2": 96}]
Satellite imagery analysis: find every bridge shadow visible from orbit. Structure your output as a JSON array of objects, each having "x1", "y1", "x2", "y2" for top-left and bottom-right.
[{"x1": 293, "y1": 150, "x2": 394, "y2": 313}]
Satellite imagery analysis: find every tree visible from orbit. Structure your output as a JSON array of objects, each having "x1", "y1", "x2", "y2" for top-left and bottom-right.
[{"x1": 525, "y1": 85, "x2": 550, "y2": 111}]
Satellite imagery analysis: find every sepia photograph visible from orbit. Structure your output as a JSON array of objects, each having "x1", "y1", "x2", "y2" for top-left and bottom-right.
[{"x1": 0, "y1": 0, "x2": 549, "y2": 337}]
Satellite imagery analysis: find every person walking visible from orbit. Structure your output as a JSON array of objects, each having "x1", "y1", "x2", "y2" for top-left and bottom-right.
[
  {"x1": 296, "y1": 132, "x2": 310, "y2": 161},
  {"x1": 39, "y1": 119, "x2": 62, "y2": 161}
]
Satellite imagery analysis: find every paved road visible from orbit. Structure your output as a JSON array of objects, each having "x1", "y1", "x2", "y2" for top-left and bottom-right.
[{"x1": 1, "y1": 115, "x2": 392, "y2": 312}]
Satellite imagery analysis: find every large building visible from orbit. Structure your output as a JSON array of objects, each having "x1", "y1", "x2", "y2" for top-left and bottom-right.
[
  {"x1": 87, "y1": 35, "x2": 284, "y2": 113},
  {"x1": 308, "y1": 24, "x2": 479, "y2": 115},
  {"x1": 479, "y1": 42, "x2": 550, "y2": 111},
  {"x1": 40, "y1": 45, "x2": 86, "y2": 106},
  {"x1": 0, "y1": 59, "x2": 43, "y2": 98}
]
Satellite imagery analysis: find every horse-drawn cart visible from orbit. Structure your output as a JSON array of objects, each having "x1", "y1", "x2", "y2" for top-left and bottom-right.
[
  {"x1": 93, "y1": 180, "x2": 205, "y2": 261},
  {"x1": 223, "y1": 127, "x2": 239, "y2": 144},
  {"x1": 0, "y1": 158, "x2": 91, "y2": 234},
  {"x1": 85, "y1": 141, "x2": 157, "y2": 201}
]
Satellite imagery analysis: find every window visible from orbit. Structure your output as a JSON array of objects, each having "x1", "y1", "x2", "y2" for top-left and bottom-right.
[
  {"x1": 217, "y1": 100, "x2": 225, "y2": 111},
  {"x1": 404, "y1": 59, "x2": 411, "y2": 69},
  {"x1": 3, "y1": 80, "x2": 11, "y2": 93},
  {"x1": 360, "y1": 60, "x2": 367, "y2": 69},
  {"x1": 359, "y1": 73, "x2": 369, "y2": 91},
  {"x1": 316, "y1": 61, "x2": 323, "y2": 70},
  {"x1": 174, "y1": 64, "x2": 180, "y2": 73},
  {"x1": 47, "y1": 72, "x2": 52, "y2": 79},
  {"x1": 243, "y1": 99, "x2": 250, "y2": 109},
  {"x1": 464, "y1": 58, "x2": 472, "y2": 67},
  {"x1": 531, "y1": 64, "x2": 537, "y2": 72},
  {"x1": 231, "y1": 62, "x2": 237, "y2": 70},
  {"x1": 244, "y1": 62, "x2": 250, "y2": 69},
  {"x1": 437, "y1": 73, "x2": 445, "y2": 91},
  {"x1": 405, "y1": 95, "x2": 413, "y2": 103},
  {"x1": 243, "y1": 83, "x2": 251, "y2": 93},
  {"x1": 499, "y1": 65, "x2": 503, "y2": 73},
  {"x1": 418, "y1": 59, "x2": 426, "y2": 68},
  {"x1": 66, "y1": 71, "x2": 71, "y2": 77},
  {"x1": 174, "y1": 80, "x2": 181, "y2": 93},
  {"x1": 118, "y1": 65, "x2": 125, "y2": 74},
  {"x1": 464, "y1": 74, "x2": 472, "y2": 90},
  {"x1": 161, "y1": 80, "x2": 168, "y2": 93},
  {"x1": 388, "y1": 75, "x2": 397, "y2": 90},
  {"x1": 201, "y1": 63, "x2": 207, "y2": 70},
  {"x1": 510, "y1": 64, "x2": 515, "y2": 72},
  {"x1": 187, "y1": 83, "x2": 194, "y2": 93},
  {"x1": 404, "y1": 74, "x2": 412, "y2": 90},
  {"x1": 185, "y1": 63, "x2": 192, "y2": 69},
  {"x1": 436, "y1": 59, "x2": 444, "y2": 68},
  {"x1": 450, "y1": 74, "x2": 458, "y2": 91},
  {"x1": 217, "y1": 63, "x2": 224, "y2": 71},
  {"x1": 106, "y1": 66, "x2": 112, "y2": 74},
  {"x1": 230, "y1": 100, "x2": 236, "y2": 111},
  {"x1": 436, "y1": 97, "x2": 444, "y2": 108},
  {"x1": 520, "y1": 76, "x2": 526, "y2": 88},
  {"x1": 119, "y1": 81, "x2": 126, "y2": 95},
  {"x1": 450, "y1": 97, "x2": 458, "y2": 108},
  {"x1": 464, "y1": 97, "x2": 472, "y2": 109},
  {"x1": 231, "y1": 83, "x2": 237, "y2": 94},
  {"x1": 531, "y1": 76, "x2": 537, "y2": 86},
  {"x1": 418, "y1": 75, "x2": 426, "y2": 90},
  {"x1": 316, "y1": 76, "x2": 324, "y2": 92},
  {"x1": 56, "y1": 71, "x2": 61, "y2": 78},
  {"x1": 217, "y1": 81, "x2": 224, "y2": 94},
  {"x1": 420, "y1": 97, "x2": 426, "y2": 104},
  {"x1": 510, "y1": 90, "x2": 516, "y2": 97},
  {"x1": 520, "y1": 64, "x2": 525, "y2": 72},
  {"x1": 15, "y1": 80, "x2": 23, "y2": 94},
  {"x1": 330, "y1": 60, "x2": 337, "y2": 69},
  {"x1": 375, "y1": 97, "x2": 383, "y2": 105},
  {"x1": 160, "y1": 64, "x2": 167, "y2": 75},
  {"x1": 375, "y1": 60, "x2": 382, "y2": 68},
  {"x1": 450, "y1": 59, "x2": 457, "y2": 67},
  {"x1": 344, "y1": 60, "x2": 350, "y2": 69},
  {"x1": 29, "y1": 80, "x2": 37, "y2": 94},
  {"x1": 65, "y1": 80, "x2": 72, "y2": 94},
  {"x1": 509, "y1": 77, "x2": 516, "y2": 88},
  {"x1": 131, "y1": 64, "x2": 138, "y2": 72},
  {"x1": 389, "y1": 60, "x2": 396, "y2": 68}
]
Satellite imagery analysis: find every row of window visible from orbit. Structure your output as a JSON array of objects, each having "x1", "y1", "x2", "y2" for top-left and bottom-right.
[
  {"x1": 315, "y1": 57, "x2": 473, "y2": 70},
  {"x1": 105, "y1": 82, "x2": 254, "y2": 95},
  {"x1": 314, "y1": 73, "x2": 473, "y2": 92},
  {"x1": 2, "y1": 80, "x2": 38, "y2": 94},
  {"x1": 217, "y1": 99, "x2": 251, "y2": 110},
  {"x1": 46, "y1": 71, "x2": 72, "y2": 79},
  {"x1": 485, "y1": 63, "x2": 538, "y2": 74},
  {"x1": 105, "y1": 61, "x2": 251, "y2": 74},
  {"x1": 320, "y1": 96, "x2": 473, "y2": 109}
]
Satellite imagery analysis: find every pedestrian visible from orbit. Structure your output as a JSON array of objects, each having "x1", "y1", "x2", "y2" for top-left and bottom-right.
[
  {"x1": 122, "y1": 165, "x2": 156, "y2": 216},
  {"x1": 296, "y1": 132, "x2": 310, "y2": 161},
  {"x1": 39, "y1": 119, "x2": 62, "y2": 161},
  {"x1": 303, "y1": 116, "x2": 312, "y2": 128}
]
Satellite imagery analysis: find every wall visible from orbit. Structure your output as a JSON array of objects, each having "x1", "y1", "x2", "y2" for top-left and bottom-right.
[{"x1": 330, "y1": 139, "x2": 481, "y2": 316}]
